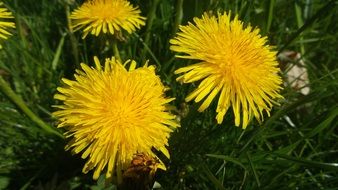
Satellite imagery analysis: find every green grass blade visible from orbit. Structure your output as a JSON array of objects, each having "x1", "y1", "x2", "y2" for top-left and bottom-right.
[
  {"x1": 0, "y1": 77, "x2": 63, "y2": 138},
  {"x1": 246, "y1": 152, "x2": 261, "y2": 187},
  {"x1": 206, "y1": 154, "x2": 247, "y2": 170},
  {"x1": 201, "y1": 163, "x2": 227, "y2": 190},
  {"x1": 303, "y1": 106, "x2": 338, "y2": 139},
  {"x1": 266, "y1": 0, "x2": 275, "y2": 33},
  {"x1": 52, "y1": 33, "x2": 66, "y2": 70},
  {"x1": 272, "y1": 153, "x2": 338, "y2": 172}
]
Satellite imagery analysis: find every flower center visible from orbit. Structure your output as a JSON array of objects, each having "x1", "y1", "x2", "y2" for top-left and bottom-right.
[
  {"x1": 90, "y1": 3, "x2": 121, "y2": 20},
  {"x1": 103, "y1": 99, "x2": 137, "y2": 129}
]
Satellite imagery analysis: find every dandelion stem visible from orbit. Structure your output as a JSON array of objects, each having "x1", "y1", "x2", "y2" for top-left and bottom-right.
[
  {"x1": 112, "y1": 39, "x2": 121, "y2": 62},
  {"x1": 0, "y1": 76, "x2": 63, "y2": 138}
]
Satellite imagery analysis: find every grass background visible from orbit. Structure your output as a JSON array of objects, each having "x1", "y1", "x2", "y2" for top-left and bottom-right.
[{"x1": 0, "y1": 0, "x2": 337, "y2": 189}]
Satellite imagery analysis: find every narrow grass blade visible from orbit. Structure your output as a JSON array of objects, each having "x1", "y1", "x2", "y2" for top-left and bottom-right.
[
  {"x1": 246, "y1": 152, "x2": 261, "y2": 187},
  {"x1": 303, "y1": 106, "x2": 338, "y2": 139},
  {"x1": 206, "y1": 154, "x2": 247, "y2": 170},
  {"x1": 201, "y1": 163, "x2": 227, "y2": 190},
  {"x1": 52, "y1": 33, "x2": 66, "y2": 70},
  {"x1": 272, "y1": 153, "x2": 338, "y2": 172},
  {"x1": 0, "y1": 77, "x2": 63, "y2": 138},
  {"x1": 266, "y1": 0, "x2": 275, "y2": 33}
]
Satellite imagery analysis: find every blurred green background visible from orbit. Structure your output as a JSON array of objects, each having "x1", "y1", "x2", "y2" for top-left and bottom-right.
[{"x1": 0, "y1": 0, "x2": 337, "y2": 189}]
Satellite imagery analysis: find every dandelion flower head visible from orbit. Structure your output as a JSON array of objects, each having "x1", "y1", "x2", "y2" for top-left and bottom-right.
[
  {"x1": 170, "y1": 12, "x2": 283, "y2": 129},
  {"x1": 0, "y1": 2, "x2": 15, "y2": 48},
  {"x1": 70, "y1": 0, "x2": 146, "y2": 38},
  {"x1": 54, "y1": 57, "x2": 179, "y2": 180}
]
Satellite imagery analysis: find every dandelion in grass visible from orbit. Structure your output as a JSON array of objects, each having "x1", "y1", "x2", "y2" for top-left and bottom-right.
[
  {"x1": 53, "y1": 57, "x2": 179, "y2": 181},
  {"x1": 170, "y1": 12, "x2": 283, "y2": 129},
  {"x1": 70, "y1": 0, "x2": 145, "y2": 38},
  {"x1": 0, "y1": 2, "x2": 15, "y2": 48}
]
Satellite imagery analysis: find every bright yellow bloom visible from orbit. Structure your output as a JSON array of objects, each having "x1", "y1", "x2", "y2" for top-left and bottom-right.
[
  {"x1": 70, "y1": 0, "x2": 145, "y2": 38},
  {"x1": 0, "y1": 2, "x2": 15, "y2": 48},
  {"x1": 54, "y1": 57, "x2": 179, "y2": 181},
  {"x1": 170, "y1": 12, "x2": 283, "y2": 129}
]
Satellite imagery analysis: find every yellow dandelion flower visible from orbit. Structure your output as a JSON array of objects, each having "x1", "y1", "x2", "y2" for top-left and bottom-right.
[
  {"x1": 0, "y1": 2, "x2": 15, "y2": 47},
  {"x1": 170, "y1": 12, "x2": 283, "y2": 129},
  {"x1": 53, "y1": 57, "x2": 179, "y2": 181},
  {"x1": 70, "y1": 0, "x2": 146, "y2": 38}
]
